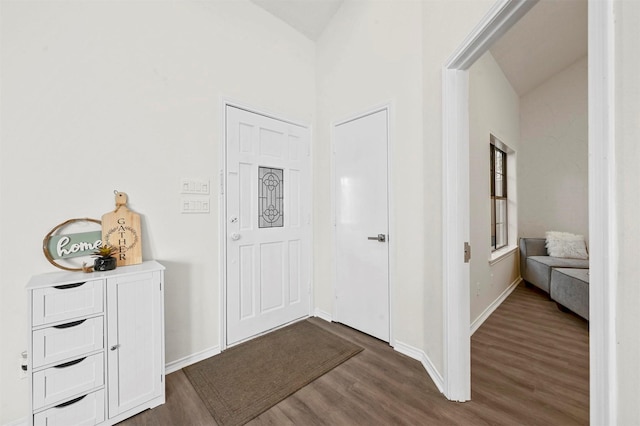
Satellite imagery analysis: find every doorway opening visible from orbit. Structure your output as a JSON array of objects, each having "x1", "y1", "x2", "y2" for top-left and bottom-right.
[{"x1": 442, "y1": 1, "x2": 615, "y2": 423}]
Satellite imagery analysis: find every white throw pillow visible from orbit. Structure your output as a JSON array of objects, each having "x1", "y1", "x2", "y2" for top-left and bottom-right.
[{"x1": 545, "y1": 231, "x2": 589, "y2": 259}]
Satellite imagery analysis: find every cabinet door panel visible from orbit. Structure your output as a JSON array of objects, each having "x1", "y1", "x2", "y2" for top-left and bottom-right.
[{"x1": 107, "y1": 271, "x2": 163, "y2": 418}]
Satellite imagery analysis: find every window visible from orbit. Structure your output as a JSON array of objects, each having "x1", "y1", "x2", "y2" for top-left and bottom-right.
[
  {"x1": 258, "y1": 166, "x2": 284, "y2": 228},
  {"x1": 490, "y1": 139, "x2": 508, "y2": 251}
]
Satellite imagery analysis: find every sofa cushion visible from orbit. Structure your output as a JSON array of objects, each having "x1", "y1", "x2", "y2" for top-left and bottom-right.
[
  {"x1": 524, "y1": 256, "x2": 589, "y2": 293},
  {"x1": 528, "y1": 256, "x2": 590, "y2": 269}
]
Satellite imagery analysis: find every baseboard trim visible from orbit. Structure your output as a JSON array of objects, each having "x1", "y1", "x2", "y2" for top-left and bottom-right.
[
  {"x1": 470, "y1": 277, "x2": 521, "y2": 336},
  {"x1": 165, "y1": 345, "x2": 221, "y2": 374},
  {"x1": 394, "y1": 341, "x2": 444, "y2": 394},
  {"x1": 314, "y1": 308, "x2": 332, "y2": 323}
]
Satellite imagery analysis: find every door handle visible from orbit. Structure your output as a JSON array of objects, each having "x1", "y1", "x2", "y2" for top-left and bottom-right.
[
  {"x1": 54, "y1": 357, "x2": 86, "y2": 368},
  {"x1": 367, "y1": 234, "x2": 386, "y2": 242},
  {"x1": 53, "y1": 319, "x2": 86, "y2": 329},
  {"x1": 55, "y1": 394, "x2": 87, "y2": 408},
  {"x1": 53, "y1": 282, "x2": 86, "y2": 290},
  {"x1": 231, "y1": 233, "x2": 241, "y2": 241}
]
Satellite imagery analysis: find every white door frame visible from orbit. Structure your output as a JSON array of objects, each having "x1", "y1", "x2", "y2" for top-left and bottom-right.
[
  {"x1": 442, "y1": 1, "x2": 616, "y2": 424},
  {"x1": 331, "y1": 104, "x2": 395, "y2": 347},
  {"x1": 220, "y1": 99, "x2": 313, "y2": 351}
]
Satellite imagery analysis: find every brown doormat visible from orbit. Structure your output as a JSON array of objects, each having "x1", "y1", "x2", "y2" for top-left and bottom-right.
[{"x1": 183, "y1": 319, "x2": 363, "y2": 426}]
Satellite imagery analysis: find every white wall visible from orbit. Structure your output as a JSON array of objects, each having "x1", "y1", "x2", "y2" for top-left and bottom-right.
[
  {"x1": 315, "y1": 0, "x2": 425, "y2": 350},
  {"x1": 468, "y1": 52, "x2": 520, "y2": 326},
  {"x1": 615, "y1": 0, "x2": 640, "y2": 423},
  {"x1": 314, "y1": 0, "x2": 495, "y2": 382},
  {"x1": 0, "y1": 1, "x2": 315, "y2": 423},
  {"x1": 518, "y1": 56, "x2": 589, "y2": 240},
  {"x1": 420, "y1": 0, "x2": 496, "y2": 374}
]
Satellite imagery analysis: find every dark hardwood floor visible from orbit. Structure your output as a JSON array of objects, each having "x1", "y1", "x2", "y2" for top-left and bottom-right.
[{"x1": 119, "y1": 283, "x2": 589, "y2": 425}]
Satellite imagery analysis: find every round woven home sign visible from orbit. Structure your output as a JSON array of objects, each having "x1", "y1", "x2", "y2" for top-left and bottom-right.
[{"x1": 42, "y1": 218, "x2": 103, "y2": 272}]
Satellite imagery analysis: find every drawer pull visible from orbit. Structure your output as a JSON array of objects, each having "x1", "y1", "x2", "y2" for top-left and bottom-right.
[
  {"x1": 54, "y1": 394, "x2": 87, "y2": 408},
  {"x1": 53, "y1": 357, "x2": 86, "y2": 369},
  {"x1": 53, "y1": 282, "x2": 86, "y2": 290},
  {"x1": 53, "y1": 319, "x2": 86, "y2": 329}
]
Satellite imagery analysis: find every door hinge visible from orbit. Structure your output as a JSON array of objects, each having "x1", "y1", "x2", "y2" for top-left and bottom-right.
[{"x1": 464, "y1": 242, "x2": 471, "y2": 263}]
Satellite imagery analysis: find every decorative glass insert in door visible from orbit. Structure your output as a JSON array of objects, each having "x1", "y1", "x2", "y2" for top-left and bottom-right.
[{"x1": 258, "y1": 166, "x2": 284, "y2": 228}]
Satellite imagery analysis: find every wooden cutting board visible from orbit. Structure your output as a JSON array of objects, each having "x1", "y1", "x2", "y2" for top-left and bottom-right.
[{"x1": 101, "y1": 192, "x2": 142, "y2": 267}]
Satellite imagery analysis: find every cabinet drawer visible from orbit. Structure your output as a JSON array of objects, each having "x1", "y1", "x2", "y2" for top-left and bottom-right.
[
  {"x1": 32, "y1": 280, "x2": 104, "y2": 327},
  {"x1": 33, "y1": 353, "x2": 104, "y2": 410},
  {"x1": 32, "y1": 317, "x2": 104, "y2": 369},
  {"x1": 33, "y1": 389, "x2": 105, "y2": 426}
]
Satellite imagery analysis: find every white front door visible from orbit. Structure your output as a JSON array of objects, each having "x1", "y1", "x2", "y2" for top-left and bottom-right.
[
  {"x1": 334, "y1": 108, "x2": 390, "y2": 342},
  {"x1": 225, "y1": 105, "x2": 311, "y2": 346}
]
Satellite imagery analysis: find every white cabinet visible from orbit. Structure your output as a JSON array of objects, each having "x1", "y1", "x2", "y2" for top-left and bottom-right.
[
  {"x1": 27, "y1": 261, "x2": 165, "y2": 426},
  {"x1": 106, "y1": 270, "x2": 164, "y2": 418}
]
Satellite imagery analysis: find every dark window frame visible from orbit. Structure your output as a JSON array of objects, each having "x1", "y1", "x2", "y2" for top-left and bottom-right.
[{"x1": 490, "y1": 142, "x2": 508, "y2": 251}]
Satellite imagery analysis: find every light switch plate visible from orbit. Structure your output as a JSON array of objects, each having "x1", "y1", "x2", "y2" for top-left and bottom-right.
[
  {"x1": 181, "y1": 197, "x2": 210, "y2": 214},
  {"x1": 181, "y1": 178, "x2": 210, "y2": 195}
]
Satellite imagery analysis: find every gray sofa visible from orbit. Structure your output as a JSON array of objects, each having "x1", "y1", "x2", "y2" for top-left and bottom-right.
[
  {"x1": 551, "y1": 268, "x2": 590, "y2": 320},
  {"x1": 519, "y1": 237, "x2": 589, "y2": 319}
]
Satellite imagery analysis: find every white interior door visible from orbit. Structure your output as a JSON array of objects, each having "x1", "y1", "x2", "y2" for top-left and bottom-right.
[
  {"x1": 226, "y1": 105, "x2": 311, "y2": 346},
  {"x1": 335, "y1": 108, "x2": 390, "y2": 342}
]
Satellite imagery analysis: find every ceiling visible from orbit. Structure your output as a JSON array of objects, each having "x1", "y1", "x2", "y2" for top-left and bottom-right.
[
  {"x1": 250, "y1": 0, "x2": 343, "y2": 41},
  {"x1": 251, "y1": 0, "x2": 587, "y2": 96},
  {"x1": 489, "y1": 0, "x2": 587, "y2": 95}
]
